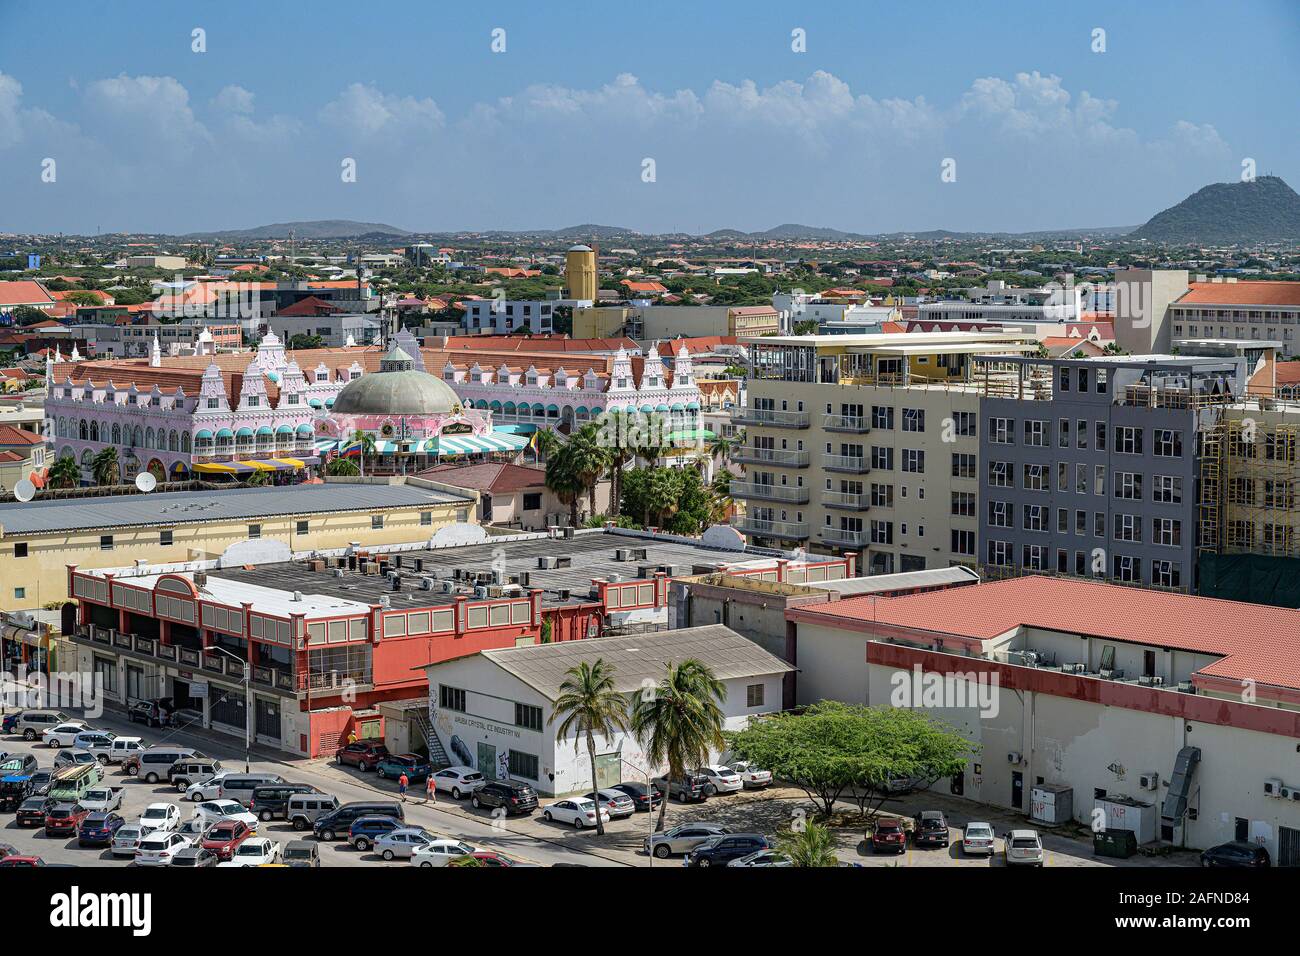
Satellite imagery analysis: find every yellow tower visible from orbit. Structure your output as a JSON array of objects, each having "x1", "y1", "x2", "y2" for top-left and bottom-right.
[{"x1": 564, "y1": 244, "x2": 597, "y2": 302}]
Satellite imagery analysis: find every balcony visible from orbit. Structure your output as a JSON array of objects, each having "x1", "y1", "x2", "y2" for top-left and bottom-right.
[
  {"x1": 732, "y1": 516, "x2": 810, "y2": 540},
  {"x1": 820, "y1": 527, "x2": 870, "y2": 548},
  {"x1": 823, "y1": 414, "x2": 872, "y2": 433},
  {"x1": 733, "y1": 407, "x2": 810, "y2": 429},
  {"x1": 733, "y1": 446, "x2": 810, "y2": 468},
  {"x1": 824, "y1": 454, "x2": 871, "y2": 474},
  {"x1": 821, "y1": 491, "x2": 871, "y2": 510},
  {"x1": 730, "y1": 481, "x2": 810, "y2": 504}
]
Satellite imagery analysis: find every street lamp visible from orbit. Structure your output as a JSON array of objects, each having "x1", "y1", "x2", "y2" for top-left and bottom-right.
[
  {"x1": 206, "y1": 645, "x2": 252, "y2": 772},
  {"x1": 620, "y1": 756, "x2": 657, "y2": 869}
]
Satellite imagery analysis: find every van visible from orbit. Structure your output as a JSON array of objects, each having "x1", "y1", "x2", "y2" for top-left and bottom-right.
[
  {"x1": 168, "y1": 758, "x2": 222, "y2": 792},
  {"x1": 313, "y1": 801, "x2": 404, "y2": 841},
  {"x1": 107, "y1": 737, "x2": 144, "y2": 764},
  {"x1": 216, "y1": 773, "x2": 285, "y2": 807},
  {"x1": 250, "y1": 783, "x2": 319, "y2": 822},
  {"x1": 129, "y1": 747, "x2": 203, "y2": 784},
  {"x1": 287, "y1": 793, "x2": 340, "y2": 831},
  {"x1": 48, "y1": 763, "x2": 105, "y2": 802},
  {"x1": 14, "y1": 710, "x2": 71, "y2": 741}
]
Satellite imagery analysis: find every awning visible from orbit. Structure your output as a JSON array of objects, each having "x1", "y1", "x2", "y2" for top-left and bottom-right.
[
  {"x1": 194, "y1": 429, "x2": 213, "y2": 440},
  {"x1": 256, "y1": 426, "x2": 274, "y2": 436},
  {"x1": 494, "y1": 423, "x2": 537, "y2": 435},
  {"x1": 308, "y1": 398, "x2": 323, "y2": 408},
  {"x1": 235, "y1": 427, "x2": 254, "y2": 438},
  {"x1": 193, "y1": 457, "x2": 320, "y2": 474},
  {"x1": 275, "y1": 425, "x2": 294, "y2": 435},
  {"x1": 215, "y1": 428, "x2": 234, "y2": 439},
  {"x1": 436, "y1": 432, "x2": 529, "y2": 456},
  {"x1": 313, "y1": 438, "x2": 339, "y2": 453},
  {"x1": 296, "y1": 423, "x2": 315, "y2": 434},
  {"x1": 665, "y1": 429, "x2": 714, "y2": 443}
]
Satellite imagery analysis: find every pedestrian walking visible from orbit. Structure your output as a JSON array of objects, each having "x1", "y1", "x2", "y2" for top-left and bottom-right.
[
  {"x1": 398, "y1": 772, "x2": 409, "y2": 802},
  {"x1": 347, "y1": 731, "x2": 358, "y2": 745},
  {"x1": 426, "y1": 774, "x2": 437, "y2": 804}
]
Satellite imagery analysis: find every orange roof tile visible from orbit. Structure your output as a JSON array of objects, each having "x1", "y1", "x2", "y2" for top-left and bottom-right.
[{"x1": 1177, "y1": 281, "x2": 1300, "y2": 307}]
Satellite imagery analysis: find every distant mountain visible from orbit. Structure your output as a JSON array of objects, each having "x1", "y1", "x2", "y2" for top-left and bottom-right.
[
  {"x1": 187, "y1": 220, "x2": 411, "y2": 240},
  {"x1": 760, "y1": 223, "x2": 863, "y2": 240},
  {"x1": 1130, "y1": 176, "x2": 1300, "y2": 244},
  {"x1": 550, "y1": 224, "x2": 638, "y2": 239}
]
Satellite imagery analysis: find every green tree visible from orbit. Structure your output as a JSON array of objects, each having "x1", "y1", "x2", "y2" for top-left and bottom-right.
[
  {"x1": 544, "y1": 443, "x2": 584, "y2": 526},
  {"x1": 631, "y1": 659, "x2": 727, "y2": 832},
  {"x1": 325, "y1": 456, "x2": 360, "y2": 477},
  {"x1": 550, "y1": 659, "x2": 630, "y2": 836},
  {"x1": 288, "y1": 333, "x2": 324, "y2": 350},
  {"x1": 91, "y1": 446, "x2": 120, "y2": 486},
  {"x1": 776, "y1": 820, "x2": 839, "y2": 867},
  {"x1": 47, "y1": 454, "x2": 82, "y2": 489},
  {"x1": 565, "y1": 422, "x2": 613, "y2": 518}
]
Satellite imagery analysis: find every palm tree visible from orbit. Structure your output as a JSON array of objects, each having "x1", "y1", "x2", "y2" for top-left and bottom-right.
[
  {"x1": 550, "y1": 659, "x2": 630, "y2": 837},
  {"x1": 91, "y1": 446, "x2": 119, "y2": 486},
  {"x1": 776, "y1": 820, "x2": 840, "y2": 867},
  {"x1": 631, "y1": 659, "x2": 727, "y2": 832},
  {"x1": 643, "y1": 468, "x2": 681, "y2": 529},
  {"x1": 325, "y1": 456, "x2": 361, "y2": 477},
  {"x1": 705, "y1": 428, "x2": 742, "y2": 465},
  {"x1": 532, "y1": 428, "x2": 560, "y2": 464},
  {"x1": 243, "y1": 470, "x2": 271, "y2": 486},
  {"x1": 707, "y1": 471, "x2": 733, "y2": 525},
  {"x1": 47, "y1": 454, "x2": 81, "y2": 489},
  {"x1": 566, "y1": 422, "x2": 612, "y2": 518},
  {"x1": 544, "y1": 444, "x2": 583, "y2": 526},
  {"x1": 349, "y1": 429, "x2": 375, "y2": 475}
]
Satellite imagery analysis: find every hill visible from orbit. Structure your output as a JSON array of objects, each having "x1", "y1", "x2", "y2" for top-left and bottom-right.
[
  {"x1": 187, "y1": 220, "x2": 411, "y2": 240},
  {"x1": 1130, "y1": 176, "x2": 1300, "y2": 244}
]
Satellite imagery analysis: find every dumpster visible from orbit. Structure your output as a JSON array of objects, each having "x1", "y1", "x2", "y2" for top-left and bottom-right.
[{"x1": 1093, "y1": 828, "x2": 1138, "y2": 859}]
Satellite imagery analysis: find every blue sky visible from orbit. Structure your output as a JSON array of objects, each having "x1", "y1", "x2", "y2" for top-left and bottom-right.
[{"x1": 1, "y1": 0, "x2": 1297, "y2": 235}]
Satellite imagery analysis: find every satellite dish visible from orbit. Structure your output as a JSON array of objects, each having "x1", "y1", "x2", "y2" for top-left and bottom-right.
[
  {"x1": 135, "y1": 472, "x2": 157, "y2": 493},
  {"x1": 13, "y1": 479, "x2": 36, "y2": 503}
]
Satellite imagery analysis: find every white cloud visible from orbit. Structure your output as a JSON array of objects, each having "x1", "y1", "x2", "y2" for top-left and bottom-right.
[
  {"x1": 212, "y1": 85, "x2": 255, "y2": 115},
  {"x1": 319, "y1": 83, "x2": 444, "y2": 138}
]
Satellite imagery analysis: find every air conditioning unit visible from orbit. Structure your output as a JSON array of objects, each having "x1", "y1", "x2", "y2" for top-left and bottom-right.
[
  {"x1": 1007, "y1": 752, "x2": 1022, "y2": 765},
  {"x1": 332, "y1": 569, "x2": 345, "y2": 578},
  {"x1": 615, "y1": 549, "x2": 632, "y2": 561},
  {"x1": 1291, "y1": 791, "x2": 1300, "y2": 802},
  {"x1": 537, "y1": 556, "x2": 558, "y2": 569},
  {"x1": 1150, "y1": 676, "x2": 1164, "y2": 687},
  {"x1": 1061, "y1": 663, "x2": 1086, "y2": 674},
  {"x1": 1138, "y1": 772, "x2": 1159, "y2": 791},
  {"x1": 474, "y1": 586, "x2": 489, "y2": 600},
  {"x1": 1176, "y1": 680, "x2": 1195, "y2": 693},
  {"x1": 1099, "y1": 669, "x2": 1116, "y2": 679},
  {"x1": 419, "y1": 577, "x2": 436, "y2": 591},
  {"x1": 1281, "y1": 786, "x2": 1295, "y2": 800},
  {"x1": 1021, "y1": 651, "x2": 1041, "y2": 666},
  {"x1": 1265, "y1": 778, "x2": 1284, "y2": 798}
]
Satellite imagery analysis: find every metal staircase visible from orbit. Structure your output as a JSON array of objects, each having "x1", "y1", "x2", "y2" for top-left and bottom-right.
[{"x1": 412, "y1": 708, "x2": 450, "y2": 769}]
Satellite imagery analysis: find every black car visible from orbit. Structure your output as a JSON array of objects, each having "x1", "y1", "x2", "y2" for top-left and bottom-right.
[
  {"x1": 312, "y1": 801, "x2": 404, "y2": 841},
  {"x1": 15, "y1": 795, "x2": 56, "y2": 827},
  {"x1": 470, "y1": 779, "x2": 539, "y2": 816},
  {"x1": 127, "y1": 698, "x2": 171, "y2": 728},
  {"x1": 686, "y1": 833, "x2": 771, "y2": 867},
  {"x1": 611, "y1": 781, "x2": 664, "y2": 812},
  {"x1": 912, "y1": 810, "x2": 950, "y2": 848},
  {"x1": 170, "y1": 846, "x2": 219, "y2": 867},
  {"x1": 334, "y1": 741, "x2": 390, "y2": 772},
  {"x1": 1201, "y1": 841, "x2": 1271, "y2": 868},
  {"x1": 28, "y1": 770, "x2": 52, "y2": 795},
  {"x1": 249, "y1": 783, "x2": 320, "y2": 821},
  {"x1": 654, "y1": 774, "x2": 710, "y2": 803}
]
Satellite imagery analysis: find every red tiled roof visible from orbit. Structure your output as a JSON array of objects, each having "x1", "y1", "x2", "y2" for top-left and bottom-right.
[
  {"x1": 1273, "y1": 361, "x2": 1300, "y2": 386},
  {"x1": 621, "y1": 280, "x2": 668, "y2": 294},
  {"x1": 276, "y1": 295, "x2": 342, "y2": 317},
  {"x1": 792, "y1": 575, "x2": 1300, "y2": 693},
  {"x1": 1176, "y1": 281, "x2": 1300, "y2": 307},
  {"x1": 0, "y1": 425, "x2": 44, "y2": 447},
  {"x1": 0, "y1": 281, "x2": 55, "y2": 307},
  {"x1": 418, "y1": 462, "x2": 547, "y2": 493}
]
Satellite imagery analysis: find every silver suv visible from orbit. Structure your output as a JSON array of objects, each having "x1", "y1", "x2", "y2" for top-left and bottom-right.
[
  {"x1": 644, "y1": 823, "x2": 731, "y2": 859},
  {"x1": 14, "y1": 710, "x2": 71, "y2": 741}
]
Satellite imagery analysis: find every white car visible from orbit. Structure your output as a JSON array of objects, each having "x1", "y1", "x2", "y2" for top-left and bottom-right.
[
  {"x1": 430, "y1": 766, "x2": 485, "y2": 799},
  {"x1": 217, "y1": 837, "x2": 280, "y2": 867},
  {"x1": 727, "y1": 849, "x2": 792, "y2": 867},
  {"x1": 409, "y1": 839, "x2": 478, "y2": 867},
  {"x1": 111, "y1": 824, "x2": 144, "y2": 858},
  {"x1": 697, "y1": 764, "x2": 743, "y2": 794},
  {"x1": 72, "y1": 730, "x2": 117, "y2": 761},
  {"x1": 41, "y1": 722, "x2": 90, "y2": 748},
  {"x1": 1005, "y1": 829, "x2": 1045, "y2": 867},
  {"x1": 138, "y1": 802, "x2": 181, "y2": 835},
  {"x1": 176, "y1": 818, "x2": 211, "y2": 841},
  {"x1": 192, "y1": 799, "x2": 258, "y2": 830},
  {"x1": 134, "y1": 832, "x2": 191, "y2": 866},
  {"x1": 542, "y1": 797, "x2": 611, "y2": 829},
  {"x1": 185, "y1": 770, "x2": 232, "y2": 802},
  {"x1": 962, "y1": 822, "x2": 997, "y2": 857},
  {"x1": 727, "y1": 761, "x2": 773, "y2": 789}
]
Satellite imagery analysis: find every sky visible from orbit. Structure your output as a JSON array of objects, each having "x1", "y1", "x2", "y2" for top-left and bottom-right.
[{"x1": 1, "y1": 0, "x2": 1297, "y2": 236}]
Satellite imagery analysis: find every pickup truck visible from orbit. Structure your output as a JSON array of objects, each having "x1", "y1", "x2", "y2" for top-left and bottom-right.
[{"x1": 79, "y1": 786, "x2": 125, "y2": 813}]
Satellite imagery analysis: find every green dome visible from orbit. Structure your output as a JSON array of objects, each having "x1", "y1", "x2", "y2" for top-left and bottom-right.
[{"x1": 331, "y1": 345, "x2": 460, "y2": 416}]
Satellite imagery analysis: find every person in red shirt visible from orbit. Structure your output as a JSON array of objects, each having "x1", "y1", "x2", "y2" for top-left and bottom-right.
[
  {"x1": 426, "y1": 774, "x2": 437, "y2": 804},
  {"x1": 398, "y1": 773, "x2": 409, "y2": 802}
]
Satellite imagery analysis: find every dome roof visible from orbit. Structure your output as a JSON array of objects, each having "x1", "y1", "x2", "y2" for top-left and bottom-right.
[{"x1": 331, "y1": 351, "x2": 460, "y2": 416}]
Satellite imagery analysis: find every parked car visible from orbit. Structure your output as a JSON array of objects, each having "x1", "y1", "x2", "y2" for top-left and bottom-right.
[
  {"x1": 138, "y1": 802, "x2": 181, "y2": 835},
  {"x1": 16, "y1": 795, "x2": 57, "y2": 827},
  {"x1": 106, "y1": 737, "x2": 144, "y2": 765},
  {"x1": 72, "y1": 731, "x2": 117, "y2": 761},
  {"x1": 216, "y1": 773, "x2": 285, "y2": 807},
  {"x1": 217, "y1": 837, "x2": 281, "y2": 868},
  {"x1": 0, "y1": 842, "x2": 16, "y2": 859},
  {"x1": 27, "y1": 770, "x2": 53, "y2": 795},
  {"x1": 465, "y1": 851, "x2": 536, "y2": 867},
  {"x1": 334, "y1": 740, "x2": 389, "y2": 772},
  {"x1": 727, "y1": 849, "x2": 792, "y2": 867},
  {"x1": 0, "y1": 856, "x2": 44, "y2": 866},
  {"x1": 653, "y1": 774, "x2": 710, "y2": 803},
  {"x1": 168, "y1": 758, "x2": 222, "y2": 791},
  {"x1": 582, "y1": 788, "x2": 637, "y2": 819},
  {"x1": 192, "y1": 799, "x2": 258, "y2": 830},
  {"x1": 54, "y1": 749, "x2": 98, "y2": 770},
  {"x1": 0, "y1": 755, "x2": 39, "y2": 810},
  {"x1": 135, "y1": 831, "x2": 191, "y2": 867},
  {"x1": 961, "y1": 822, "x2": 997, "y2": 857},
  {"x1": 13, "y1": 710, "x2": 71, "y2": 741},
  {"x1": 249, "y1": 783, "x2": 319, "y2": 822},
  {"x1": 312, "y1": 801, "x2": 404, "y2": 841},
  {"x1": 287, "y1": 793, "x2": 339, "y2": 831},
  {"x1": 0, "y1": 754, "x2": 38, "y2": 776},
  {"x1": 374, "y1": 827, "x2": 438, "y2": 860},
  {"x1": 78, "y1": 811, "x2": 126, "y2": 847},
  {"x1": 696, "y1": 764, "x2": 743, "y2": 795},
  {"x1": 644, "y1": 823, "x2": 732, "y2": 859},
  {"x1": 44, "y1": 802, "x2": 89, "y2": 836},
  {"x1": 349, "y1": 814, "x2": 403, "y2": 851},
  {"x1": 111, "y1": 824, "x2": 145, "y2": 858},
  {"x1": 376, "y1": 753, "x2": 432, "y2": 782},
  {"x1": 726, "y1": 761, "x2": 773, "y2": 789},
  {"x1": 41, "y1": 722, "x2": 91, "y2": 749},
  {"x1": 127, "y1": 747, "x2": 204, "y2": 784},
  {"x1": 611, "y1": 781, "x2": 664, "y2": 812},
  {"x1": 871, "y1": 818, "x2": 907, "y2": 854},
  {"x1": 687, "y1": 833, "x2": 771, "y2": 867},
  {"x1": 430, "y1": 766, "x2": 485, "y2": 799},
  {"x1": 410, "y1": 839, "x2": 478, "y2": 867},
  {"x1": 79, "y1": 786, "x2": 125, "y2": 813},
  {"x1": 543, "y1": 797, "x2": 610, "y2": 829},
  {"x1": 170, "y1": 846, "x2": 219, "y2": 867},
  {"x1": 201, "y1": 819, "x2": 255, "y2": 861},
  {"x1": 1004, "y1": 829, "x2": 1045, "y2": 867},
  {"x1": 0, "y1": 714, "x2": 20, "y2": 734},
  {"x1": 185, "y1": 770, "x2": 232, "y2": 802},
  {"x1": 1201, "y1": 841, "x2": 1271, "y2": 868},
  {"x1": 176, "y1": 818, "x2": 211, "y2": 841},
  {"x1": 283, "y1": 840, "x2": 320, "y2": 868},
  {"x1": 912, "y1": 810, "x2": 950, "y2": 848},
  {"x1": 471, "y1": 779, "x2": 539, "y2": 816},
  {"x1": 126, "y1": 698, "x2": 171, "y2": 728}
]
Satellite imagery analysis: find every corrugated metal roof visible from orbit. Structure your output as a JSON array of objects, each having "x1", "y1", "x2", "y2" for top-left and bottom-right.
[
  {"x1": 480, "y1": 624, "x2": 794, "y2": 701},
  {"x1": 0, "y1": 483, "x2": 471, "y2": 535},
  {"x1": 810, "y1": 566, "x2": 980, "y2": 596}
]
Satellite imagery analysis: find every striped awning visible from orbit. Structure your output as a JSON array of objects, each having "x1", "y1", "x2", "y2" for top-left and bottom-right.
[
  {"x1": 193, "y1": 456, "x2": 320, "y2": 474},
  {"x1": 436, "y1": 432, "x2": 529, "y2": 456}
]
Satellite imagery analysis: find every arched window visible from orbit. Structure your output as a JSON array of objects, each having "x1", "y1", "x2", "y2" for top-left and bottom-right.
[
  {"x1": 111, "y1": 424, "x2": 121, "y2": 443},
  {"x1": 89, "y1": 421, "x2": 99, "y2": 442},
  {"x1": 169, "y1": 430, "x2": 179, "y2": 451},
  {"x1": 181, "y1": 432, "x2": 191, "y2": 453},
  {"x1": 145, "y1": 428, "x2": 155, "y2": 450},
  {"x1": 79, "y1": 420, "x2": 88, "y2": 440}
]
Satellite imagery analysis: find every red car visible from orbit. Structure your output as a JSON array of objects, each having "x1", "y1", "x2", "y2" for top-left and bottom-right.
[
  {"x1": 44, "y1": 803, "x2": 89, "y2": 837},
  {"x1": 469, "y1": 851, "x2": 528, "y2": 867},
  {"x1": 201, "y1": 819, "x2": 254, "y2": 861},
  {"x1": 334, "y1": 741, "x2": 389, "y2": 772},
  {"x1": 871, "y1": 818, "x2": 907, "y2": 854},
  {"x1": 0, "y1": 856, "x2": 44, "y2": 867}
]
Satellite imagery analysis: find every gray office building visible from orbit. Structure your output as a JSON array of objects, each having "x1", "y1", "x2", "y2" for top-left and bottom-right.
[{"x1": 976, "y1": 354, "x2": 1246, "y2": 592}]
